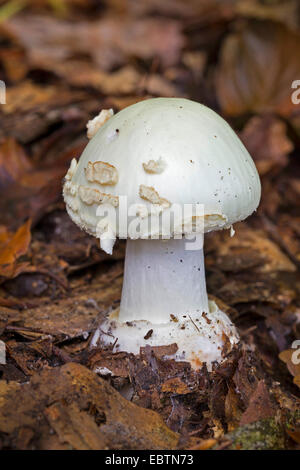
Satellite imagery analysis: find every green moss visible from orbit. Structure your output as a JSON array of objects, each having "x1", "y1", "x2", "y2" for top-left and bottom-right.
[
  {"x1": 285, "y1": 409, "x2": 300, "y2": 431},
  {"x1": 225, "y1": 418, "x2": 285, "y2": 450}
]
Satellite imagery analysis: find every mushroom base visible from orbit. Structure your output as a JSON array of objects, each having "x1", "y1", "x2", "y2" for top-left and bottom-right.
[{"x1": 99, "y1": 301, "x2": 239, "y2": 370}]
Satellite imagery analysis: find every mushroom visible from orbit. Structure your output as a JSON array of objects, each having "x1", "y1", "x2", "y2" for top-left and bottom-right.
[{"x1": 63, "y1": 98, "x2": 261, "y2": 369}]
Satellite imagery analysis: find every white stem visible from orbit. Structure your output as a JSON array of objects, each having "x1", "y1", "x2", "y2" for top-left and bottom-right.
[{"x1": 119, "y1": 236, "x2": 209, "y2": 323}]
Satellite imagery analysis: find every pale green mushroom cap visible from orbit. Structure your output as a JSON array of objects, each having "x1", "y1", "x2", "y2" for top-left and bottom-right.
[{"x1": 63, "y1": 98, "x2": 261, "y2": 254}]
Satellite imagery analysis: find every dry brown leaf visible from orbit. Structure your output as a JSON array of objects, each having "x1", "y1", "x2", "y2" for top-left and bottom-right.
[
  {"x1": 0, "y1": 171, "x2": 65, "y2": 228},
  {"x1": 216, "y1": 20, "x2": 300, "y2": 117},
  {"x1": 239, "y1": 380, "x2": 277, "y2": 426},
  {"x1": 182, "y1": 51, "x2": 207, "y2": 78},
  {"x1": 279, "y1": 348, "x2": 300, "y2": 389},
  {"x1": 206, "y1": 226, "x2": 296, "y2": 274},
  {"x1": 140, "y1": 343, "x2": 178, "y2": 359},
  {"x1": 275, "y1": 214, "x2": 300, "y2": 264},
  {"x1": 240, "y1": 115, "x2": 294, "y2": 176},
  {"x1": 106, "y1": 95, "x2": 149, "y2": 110},
  {"x1": 0, "y1": 144, "x2": 82, "y2": 227},
  {"x1": 143, "y1": 74, "x2": 180, "y2": 97},
  {"x1": 1, "y1": 80, "x2": 88, "y2": 118},
  {"x1": 188, "y1": 438, "x2": 217, "y2": 450},
  {"x1": 1, "y1": 261, "x2": 123, "y2": 340},
  {"x1": 225, "y1": 384, "x2": 242, "y2": 431},
  {"x1": 0, "y1": 362, "x2": 179, "y2": 450},
  {"x1": 110, "y1": 0, "x2": 231, "y2": 20},
  {"x1": 233, "y1": 352, "x2": 261, "y2": 408},
  {"x1": 0, "y1": 138, "x2": 33, "y2": 190},
  {"x1": 293, "y1": 376, "x2": 300, "y2": 389},
  {"x1": 51, "y1": 62, "x2": 142, "y2": 95},
  {"x1": 44, "y1": 401, "x2": 108, "y2": 450},
  {"x1": 5, "y1": 14, "x2": 184, "y2": 71},
  {"x1": 235, "y1": 0, "x2": 300, "y2": 30},
  {"x1": 2, "y1": 81, "x2": 59, "y2": 115},
  {"x1": 161, "y1": 377, "x2": 191, "y2": 395},
  {"x1": 89, "y1": 350, "x2": 130, "y2": 378},
  {"x1": 0, "y1": 220, "x2": 31, "y2": 279},
  {"x1": 286, "y1": 428, "x2": 300, "y2": 444},
  {"x1": 0, "y1": 47, "x2": 28, "y2": 82}
]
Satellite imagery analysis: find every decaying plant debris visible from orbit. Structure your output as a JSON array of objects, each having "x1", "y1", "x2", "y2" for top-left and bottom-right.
[{"x1": 0, "y1": 0, "x2": 299, "y2": 450}]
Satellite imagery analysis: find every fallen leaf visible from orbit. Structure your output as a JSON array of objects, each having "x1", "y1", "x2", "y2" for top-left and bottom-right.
[
  {"x1": 2, "y1": 80, "x2": 60, "y2": 115},
  {"x1": 225, "y1": 384, "x2": 243, "y2": 431},
  {"x1": 182, "y1": 50, "x2": 207, "y2": 79},
  {"x1": 294, "y1": 376, "x2": 300, "y2": 389},
  {"x1": 5, "y1": 14, "x2": 184, "y2": 70},
  {"x1": 216, "y1": 20, "x2": 300, "y2": 116},
  {"x1": 44, "y1": 401, "x2": 108, "y2": 450},
  {"x1": 240, "y1": 115, "x2": 294, "y2": 175},
  {"x1": 188, "y1": 438, "x2": 216, "y2": 450},
  {"x1": 234, "y1": 0, "x2": 299, "y2": 30},
  {"x1": 0, "y1": 148, "x2": 80, "y2": 228},
  {"x1": 239, "y1": 380, "x2": 277, "y2": 426},
  {"x1": 89, "y1": 350, "x2": 130, "y2": 378},
  {"x1": 0, "y1": 47, "x2": 28, "y2": 82},
  {"x1": 140, "y1": 343, "x2": 178, "y2": 359},
  {"x1": 286, "y1": 427, "x2": 300, "y2": 444},
  {"x1": 116, "y1": 0, "x2": 234, "y2": 21},
  {"x1": 206, "y1": 226, "x2": 296, "y2": 274},
  {"x1": 106, "y1": 95, "x2": 149, "y2": 111},
  {"x1": 0, "y1": 138, "x2": 32, "y2": 190},
  {"x1": 1, "y1": 261, "x2": 123, "y2": 340},
  {"x1": 0, "y1": 219, "x2": 31, "y2": 279},
  {"x1": 161, "y1": 377, "x2": 191, "y2": 395},
  {"x1": 279, "y1": 349, "x2": 300, "y2": 388},
  {"x1": 0, "y1": 362, "x2": 179, "y2": 450},
  {"x1": 233, "y1": 351, "x2": 262, "y2": 408},
  {"x1": 51, "y1": 62, "x2": 142, "y2": 94},
  {"x1": 143, "y1": 73, "x2": 180, "y2": 97},
  {"x1": 0, "y1": 173, "x2": 64, "y2": 228}
]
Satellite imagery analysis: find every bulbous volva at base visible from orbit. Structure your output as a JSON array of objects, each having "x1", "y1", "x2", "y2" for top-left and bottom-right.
[{"x1": 99, "y1": 300, "x2": 239, "y2": 371}]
